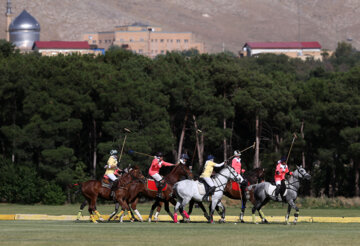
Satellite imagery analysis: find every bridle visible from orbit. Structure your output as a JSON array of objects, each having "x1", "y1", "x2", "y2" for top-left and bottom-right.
[
  {"x1": 285, "y1": 168, "x2": 308, "y2": 192},
  {"x1": 213, "y1": 165, "x2": 241, "y2": 192}
]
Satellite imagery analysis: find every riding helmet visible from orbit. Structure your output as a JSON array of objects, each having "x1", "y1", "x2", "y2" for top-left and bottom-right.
[
  {"x1": 180, "y1": 153, "x2": 189, "y2": 159},
  {"x1": 110, "y1": 149, "x2": 118, "y2": 156}
]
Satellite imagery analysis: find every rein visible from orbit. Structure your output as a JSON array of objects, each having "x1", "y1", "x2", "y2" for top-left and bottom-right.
[
  {"x1": 119, "y1": 170, "x2": 144, "y2": 188},
  {"x1": 285, "y1": 169, "x2": 306, "y2": 193},
  {"x1": 212, "y1": 166, "x2": 240, "y2": 192},
  {"x1": 165, "y1": 164, "x2": 191, "y2": 184}
]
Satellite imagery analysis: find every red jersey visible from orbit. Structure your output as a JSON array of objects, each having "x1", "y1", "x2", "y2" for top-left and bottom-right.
[
  {"x1": 148, "y1": 158, "x2": 173, "y2": 176},
  {"x1": 232, "y1": 157, "x2": 244, "y2": 174},
  {"x1": 274, "y1": 163, "x2": 290, "y2": 182}
]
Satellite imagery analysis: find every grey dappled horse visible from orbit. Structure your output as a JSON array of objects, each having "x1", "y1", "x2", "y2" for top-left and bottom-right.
[
  {"x1": 173, "y1": 165, "x2": 243, "y2": 223},
  {"x1": 250, "y1": 165, "x2": 311, "y2": 224}
]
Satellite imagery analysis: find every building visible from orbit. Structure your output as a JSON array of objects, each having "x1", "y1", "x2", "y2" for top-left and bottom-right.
[
  {"x1": 7, "y1": 5, "x2": 41, "y2": 51},
  {"x1": 83, "y1": 23, "x2": 205, "y2": 58},
  {"x1": 33, "y1": 41, "x2": 103, "y2": 56},
  {"x1": 242, "y1": 42, "x2": 323, "y2": 60}
]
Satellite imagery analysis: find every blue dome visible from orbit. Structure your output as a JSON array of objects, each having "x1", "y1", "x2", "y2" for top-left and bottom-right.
[{"x1": 9, "y1": 10, "x2": 40, "y2": 32}]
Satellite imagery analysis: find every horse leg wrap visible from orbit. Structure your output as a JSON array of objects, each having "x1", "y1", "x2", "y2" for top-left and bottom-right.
[
  {"x1": 174, "y1": 213, "x2": 178, "y2": 223},
  {"x1": 95, "y1": 210, "x2": 103, "y2": 221},
  {"x1": 294, "y1": 211, "x2": 299, "y2": 223},
  {"x1": 128, "y1": 211, "x2": 134, "y2": 222},
  {"x1": 90, "y1": 214, "x2": 98, "y2": 223},
  {"x1": 134, "y1": 209, "x2": 143, "y2": 222},
  {"x1": 118, "y1": 210, "x2": 124, "y2": 219},
  {"x1": 285, "y1": 214, "x2": 290, "y2": 224},
  {"x1": 252, "y1": 214, "x2": 256, "y2": 224},
  {"x1": 259, "y1": 210, "x2": 266, "y2": 220},
  {"x1": 76, "y1": 210, "x2": 82, "y2": 220},
  {"x1": 183, "y1": 210, "x2": 189, "y2": 219},
  {"x1": 154, "y1": 211, "x2": 159, "y2": 221},
  {"x1": 240, "y1": 212, "x2": 244, "y2": 222}
]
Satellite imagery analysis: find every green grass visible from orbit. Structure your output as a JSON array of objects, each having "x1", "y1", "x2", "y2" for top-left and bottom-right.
[
  {"x1": 0, "y1": 220, "x2": 360, "y2": 246},
  {"x1": 0, "y1": 203, "x2": 360, "y2": 246}
]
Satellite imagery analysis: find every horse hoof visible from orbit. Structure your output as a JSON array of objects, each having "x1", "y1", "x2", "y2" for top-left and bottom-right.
[
  {"x1": 240, "y1": 220, "x2": 245, "y2": 223},
  {"x1": 218, "y1": 219, "x2": 225, "y2": 223}
]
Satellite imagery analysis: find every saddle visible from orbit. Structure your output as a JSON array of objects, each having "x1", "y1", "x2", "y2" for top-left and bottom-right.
[
  {"x1": 101, "y1": 176, "x2": 112, "y2": 189},
  {"x1": 268, "y1": 184, "x2": 288, "y2": 199},
  {"x1": 231, "y1": 181, "x2": 241, "y2": 191},
  {"x1": 146, "y1": 179, "x2": 168, "y2": 191},
  {"x1": 198, "y1": 178, "x2": 211, "y2": 194}
]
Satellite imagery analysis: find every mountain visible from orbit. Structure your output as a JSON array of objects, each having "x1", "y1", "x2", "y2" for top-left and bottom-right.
[{"x1": 1, "y1": 0, "x2": 359, "y2": 53}]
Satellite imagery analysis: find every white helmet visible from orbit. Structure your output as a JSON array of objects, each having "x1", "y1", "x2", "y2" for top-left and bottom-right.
[
  {"x1": 110, "y1": 149, "x2": 118, "y2": 156},
  {"x1": 234, "y1": 150, "x2": 241, "y2": 157}
]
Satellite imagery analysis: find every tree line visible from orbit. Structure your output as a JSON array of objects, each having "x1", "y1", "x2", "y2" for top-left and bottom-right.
[{"x1": 0, "y1": 40, "x2": 359, "y2": 204}]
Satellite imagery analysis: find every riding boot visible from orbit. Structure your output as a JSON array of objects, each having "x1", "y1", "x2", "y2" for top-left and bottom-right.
[
  {"x1": 274, "y1": 185, "x2": 281, "y2": 201},
  {"x1": 203, "y1": 186, "x2": 215, "y2": 201},
  {"x1": 110, "y1": 179, "x2": 119, "y2": 201},
  {"x1": 156, "y1": 181, "x2": 165, "y2": 199}
]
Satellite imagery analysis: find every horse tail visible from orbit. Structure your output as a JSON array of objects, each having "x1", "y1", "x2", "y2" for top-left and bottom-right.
[{"x1": 173, "y1": 182, "x2": 179, "y2": 198}]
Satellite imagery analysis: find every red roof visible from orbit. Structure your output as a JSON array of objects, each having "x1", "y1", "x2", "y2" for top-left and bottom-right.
[
  {"x1": 244, "y1": 42, "x2": 321, "y2": 49},
  {"x1": 34, "y1": 41, "x2": 90, "y2": 49}
]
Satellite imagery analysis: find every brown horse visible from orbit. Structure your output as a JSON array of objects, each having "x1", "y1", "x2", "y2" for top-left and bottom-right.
[
  {"x1": 115, "y1": 164, "x2": 193, "y2": 222},
  {"x1": 188, "y1": 167, "x2": 265, "y2": 222},
  {"x1": 76, "y1": 166, "x2": 145, "y2": 223}
]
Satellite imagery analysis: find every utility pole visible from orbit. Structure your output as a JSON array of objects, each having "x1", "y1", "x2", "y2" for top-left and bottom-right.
[
  {"x1": 6, "y1": 0, "x2": 13, "y2": 42},
  {"x1": 147, "y1": 27, "x2": 154, "y2": 58}
]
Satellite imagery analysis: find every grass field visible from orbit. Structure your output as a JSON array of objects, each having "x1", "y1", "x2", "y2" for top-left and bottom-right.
[
  {"x1": 1, "y1": 203, "x2": 360, "y2": 246},
  {"x1": 1, "y1": 220, "x2": 360, "y2": 246}
]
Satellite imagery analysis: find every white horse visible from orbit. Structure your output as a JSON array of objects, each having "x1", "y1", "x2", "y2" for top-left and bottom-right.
[
  {"x1": 250, "y1": 165, "x2": 311, "y2": 225},
  {"x1": 173, "y1": 165, "x2": 244, "y2": 223}
]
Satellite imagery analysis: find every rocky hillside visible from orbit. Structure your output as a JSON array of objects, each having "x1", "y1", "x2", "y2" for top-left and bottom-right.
[{"x1": 1, "y1": 0, "x2": 359, "y2": 53}]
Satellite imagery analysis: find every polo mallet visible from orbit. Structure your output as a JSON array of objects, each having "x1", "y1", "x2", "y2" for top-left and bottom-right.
[
  {"x1": 227, "y1": 142, "x2": 256, "y2": 162},
  {"x1": 286, "y1": 133, "x2": 298, "y2": 164},
  {"x1": 128, "y1": 149, "x2": 153, "y2": 158},
  {"x1": 118, "y1": 128, "x2": 131, "y2": 162},
  {"x1": 240, "y1": 141, "x2": 256, "y2": 153}
]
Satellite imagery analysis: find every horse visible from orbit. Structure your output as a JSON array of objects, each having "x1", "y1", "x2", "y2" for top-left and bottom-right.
[
  {"x1": 113, "y1": 163, "x2": 194, "y2": 222},
  {"x1": 76, "y1": 166, "x2": 145, "y2": 223},
  {"x1": 187, "y1": 167, "x2": 265, "y2": 223},
  {"x1": 173, "y1": 165, "x2": 243, "y2": 223},
  {"x1": 223, "y1": 167, "x2": 265, "y2": 222},
  {"x1": 250, "y1": 165, "x2": 311, "y2": 225}
]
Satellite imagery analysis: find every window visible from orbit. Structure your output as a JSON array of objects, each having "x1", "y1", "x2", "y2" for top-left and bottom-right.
[
  {"x1": 161, "y1": 50, "x2": 165, "y2": 54},
  {"x1": 176, "y1": 39, "x2": 180, "y2": 43},
  {"x1": 139, "y1": 49, "x2": 143, "y2": 54},
  {"x1": 88, "y1": 36, "x2": 93, "y2": 40},
  {"x1": 92, "y1": 40, "x2": 96, "y2": 44},
  {"x1": 120, "y1": 39, "x2": 124, "y2": 42},
  {"x1": 184, "y1": 39, "x2": 189, "y2": 43},
  {"x1": 160, "y1": 39, "x2": 164, "y2": 43},
  {"x1": 140, "y1": 38, "x2": 144, "y2": 42},
  {"x1": 130, "y1": 39, "x2": 134, "y2": 42},
  {"x1": 99, "y1": 40, "x2": 102, "y2": 44}
]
